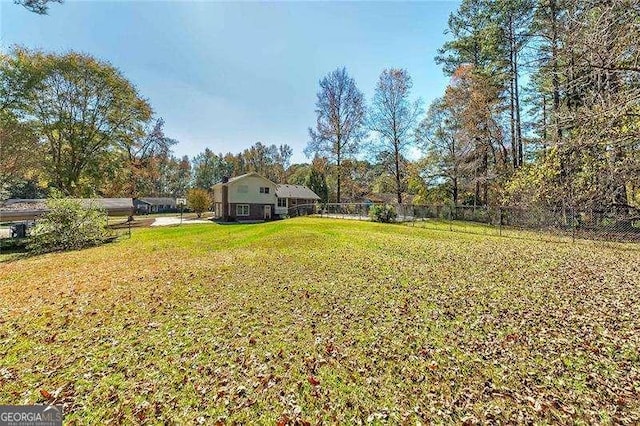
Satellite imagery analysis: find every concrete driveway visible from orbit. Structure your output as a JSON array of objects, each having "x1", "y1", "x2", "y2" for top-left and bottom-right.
[{"x1": 151, "y1": 217, "x2": 212, "y2": 226}]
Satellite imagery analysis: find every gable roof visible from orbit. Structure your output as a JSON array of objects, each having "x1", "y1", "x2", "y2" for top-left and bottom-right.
[
  {"x1": 0, "y1": 198, "x2": 134, "y2": 221},
  {"x1": 214, "y1": 172, "x2": 276, "y2": 187},
  {"x1": 227, "y1": 173, "x2": 251, "y2": 183},
  {"x1": 137, "y1": 197, "x2": 176, "y2": 206},
  {"x1": 2, "y1": 198, "x2": 134, "y2": 210},
  {"x1": 275, "y1": 184, "x2": 320, "y2": 200}
]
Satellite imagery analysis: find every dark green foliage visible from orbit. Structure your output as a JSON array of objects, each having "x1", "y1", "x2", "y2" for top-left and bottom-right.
[
  {"x1": 307, "y1": 168, "x2": 329, "y2": 204},
  {"x1": 369, "y1": 204, "x2": 397, "y2": 223}
]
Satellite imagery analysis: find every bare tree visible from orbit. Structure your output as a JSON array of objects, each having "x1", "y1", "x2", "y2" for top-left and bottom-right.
[
  {"x1": 276, "y1": 144, "x2": 293, "y2": 183},
  {"x1": 122, "y1": 117, "x2": 177, "y2": 198},
  {"x1": 369, "y1": 68, "x2": 422, "y2": 203},
  {"x1": 305, "y1": 67, "x2": 367, "y2": 203},
  {"x1": 417, "y1": 97, "x2": 473, "y2": 205},
  {"x1": 14, "y1": 0, "x2": 62, "y2": 14}
]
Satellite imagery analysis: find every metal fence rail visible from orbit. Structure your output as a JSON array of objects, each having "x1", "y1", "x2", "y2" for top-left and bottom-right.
[
  {"x1": 3, "y1": 203, "x2": 638, "y2": 251},
  {"x1": 305, "y1": 202, "x2": 640, "y2": 244}
]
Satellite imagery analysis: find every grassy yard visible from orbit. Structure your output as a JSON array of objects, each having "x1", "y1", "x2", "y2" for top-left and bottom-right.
[{"x1": 1, "y1": 218, "x2": 639, "y2": 424}]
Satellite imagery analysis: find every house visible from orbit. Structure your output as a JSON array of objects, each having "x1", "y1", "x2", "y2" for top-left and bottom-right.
[
  {"x1": 133, "y1": 197, "x2": 177, "y2": 214},
  {"x1": 212, "y1": 173, "x2": 277, "y2": 221},
  {"x1": 0, "y1": 198, "x2": 134, "y2": 222},
  {"x1": 274, "y1": 184, "x2": 321, "y2": 217},
  {"x1": 212, "y1": 173, "x2": 320, "y2": 221}
]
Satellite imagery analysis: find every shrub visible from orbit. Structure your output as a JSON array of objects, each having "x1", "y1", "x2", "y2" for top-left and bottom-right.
[
  {"x1": 369, "y1": 204, "x2": 397, "y2": 223},
  {"x1": 186, "y1": 189, "x2": 212, "y2": 218},
  {"x1": 28, "y1": 198, "x2": 112, "y2": 253}
]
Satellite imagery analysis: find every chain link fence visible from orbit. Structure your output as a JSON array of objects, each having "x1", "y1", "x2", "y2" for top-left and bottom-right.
[
  {"x1": 0, "y1": 216, "x2": 134, "y2": 257},
  {"x1": 302, "y1": 202, "x2": 640, "y2": 245}
]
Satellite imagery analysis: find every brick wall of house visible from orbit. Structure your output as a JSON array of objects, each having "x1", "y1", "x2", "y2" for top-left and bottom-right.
[{"x1": 229, "y1": 203, "x2": 275, "y2": 221}]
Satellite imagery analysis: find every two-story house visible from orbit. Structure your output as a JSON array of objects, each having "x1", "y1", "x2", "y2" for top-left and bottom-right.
[
  {"x1": 212, "y1": 173, "x2": 277, "y2": 221},
  {"x1": 212, "y1": 173, "x2": 319, "y2": 221}
]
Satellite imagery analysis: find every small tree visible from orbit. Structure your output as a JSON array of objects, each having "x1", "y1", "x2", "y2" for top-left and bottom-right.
[
  {"x1": 28, "y1": 198, "x2": 112, "y2": 253},
  {"x1": 187, "y1": 189, "x2": 212, "y2": 218},
  {"x1": 369, "y1": 204, "x2": 397, "y2": 223}
]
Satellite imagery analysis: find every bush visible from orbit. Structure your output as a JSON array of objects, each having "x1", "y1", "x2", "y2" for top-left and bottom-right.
[
  {"x1": 28, "y1": 198, "x2": 112, "y2": 253},
  {"x1": 186, "y1": 189, "x2": 212, "y2": 218},
  {"x1": 369, "y1": 204, "x2": 397, "y2": 223}
]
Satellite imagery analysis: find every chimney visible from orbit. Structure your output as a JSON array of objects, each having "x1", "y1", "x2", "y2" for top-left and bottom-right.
[{"x1": 222, "y1": 185, "x2": 229, "y2": 221}]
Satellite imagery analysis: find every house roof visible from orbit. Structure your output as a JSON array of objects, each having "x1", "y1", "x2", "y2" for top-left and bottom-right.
[
  {"x1": 0, "y1": 198, "x2": 134, "y2": 221},
  {"x1": 214, "y1": 172, "x2": 276, "y2": 187},
  {"x1": 137, "y1": 197, "x2": 176, "y2": 205},
  {"x1": 2, "y1": 198, "x2": 134, "y2": 209},
  {"x1": 275, "y1": 184, "x2": 321, "y2": 200},
  {"x1": 227, "y1": 173, "x2": 251, "y2": 183}
]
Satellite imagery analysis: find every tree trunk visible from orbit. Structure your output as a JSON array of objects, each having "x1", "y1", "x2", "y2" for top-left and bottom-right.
[
  {"x1": 395, "y1": 140, "x2": 402, "y2": 204},
  {"x1": 550, "y1": 0, "x2": 561, "y2": 141},
  {"x1": 452, "y1": 177, "x2": 458, "y2": 205},
  {"x1": 336, "y1": 146, "x2": 341, "y2": 204},
  {"x1": 513, "y1": 32, "x2": 523, "y2": 167},
  {"x1": 509, "y1": 16, "x2": 518, "y2": 169}
]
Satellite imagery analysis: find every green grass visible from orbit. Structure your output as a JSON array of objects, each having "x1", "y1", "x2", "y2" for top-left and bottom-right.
[{"x1": 1, "y1": 218, "x2": 639, "y2": 424}]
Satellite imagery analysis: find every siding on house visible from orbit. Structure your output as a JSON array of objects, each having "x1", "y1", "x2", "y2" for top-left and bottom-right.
[
  {"x1": 227, "y1": 175, "x2": 276, "y2": 205},
  {"x1": 212, "y1": 173, "x2": 320, "y2": 221},
  {"x1": 212, "y1": 173, "x2": 277, "y2": 221}
]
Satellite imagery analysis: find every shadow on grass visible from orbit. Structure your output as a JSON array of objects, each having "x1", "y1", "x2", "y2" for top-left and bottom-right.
[
  {"x1": 405, "y1": 218, "x2": 640, "y2": 251},
  {"x1": 0, "y1": 235, "x2": 123, "y2": 263}
]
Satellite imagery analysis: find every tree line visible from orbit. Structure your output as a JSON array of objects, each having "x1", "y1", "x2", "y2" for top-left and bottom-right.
[
  {"x1": 0, "y1": 48, "x2": 299, "y2": 200},
  {"x1": 305, "y1": 0, "x2": 640, "y2": 210},
  {"x1": 0, "y1": 48, "x2": 428, "y2": 205},
  {"x1": 421, "y1": 0, "x2": 640, "y2": 210},
  {"x1": 3, "y1": 0, "x2": 638, "y2": 211}
]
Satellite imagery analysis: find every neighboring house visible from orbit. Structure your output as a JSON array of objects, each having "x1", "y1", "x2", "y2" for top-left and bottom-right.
[
  {"x1": 212, "y1": 173, "x2": 320, "y2": 221},
  {"x1": 274, "y1": 184, "x2": 321, "y2": 217},
  {"x1": 134, "y1": 197, "x2": 177, "y2": 214},
  {"x1": 0, "y1": 198, "x2": 134, "y2": 221}
]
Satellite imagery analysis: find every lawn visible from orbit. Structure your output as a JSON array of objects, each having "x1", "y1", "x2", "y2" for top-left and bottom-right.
[{"x1": 1, "y1": 218, "x2": 639, "y2": 424}]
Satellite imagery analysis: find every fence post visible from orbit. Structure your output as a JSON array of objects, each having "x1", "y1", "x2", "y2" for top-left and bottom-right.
[
  {"x1": 571, "y1": 207, "x2": 576, "y2": 243},
  {"x1": 128, "y1": 219, "x2": 132, "y2": 239}
]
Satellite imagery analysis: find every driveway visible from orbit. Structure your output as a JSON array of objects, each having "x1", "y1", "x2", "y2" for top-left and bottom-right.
[{"x1": 151, "y1": 217, "x2": 212, "y2": 227}]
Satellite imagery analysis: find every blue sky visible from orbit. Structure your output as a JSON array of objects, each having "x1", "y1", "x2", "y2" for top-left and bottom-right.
[{"x1": 1, "y1": 0, "x2": 459, "y2": 163}]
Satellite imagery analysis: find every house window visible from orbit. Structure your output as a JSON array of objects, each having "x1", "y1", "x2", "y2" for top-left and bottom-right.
[
  {"x1": 259, "y1": 187, "x2": 270, "y2": 194},
  {"x1": 277, "y1": 198, "x2": 287, "y2": 208},
  {"x1": 236, "y1": 204, "x2": 250, "y2": 216},
  {"x1": 237, "y1": 185, "x2": 249, "y2": 193}
]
